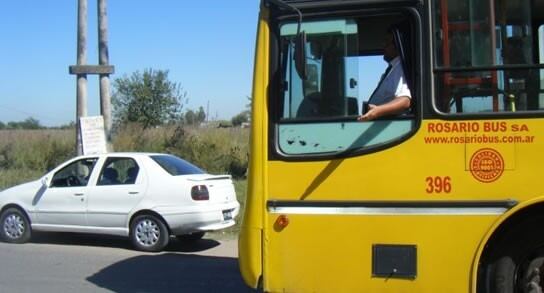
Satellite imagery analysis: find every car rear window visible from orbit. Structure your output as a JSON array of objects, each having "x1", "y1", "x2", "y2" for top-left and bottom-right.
[{"x1": 150, "y1": 155, "x2": 205, "y2": 175}]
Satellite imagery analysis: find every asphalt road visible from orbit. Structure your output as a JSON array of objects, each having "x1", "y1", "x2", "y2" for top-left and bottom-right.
[{"x1": 0, "y1": 232, "x2": 254, "y2": 292}]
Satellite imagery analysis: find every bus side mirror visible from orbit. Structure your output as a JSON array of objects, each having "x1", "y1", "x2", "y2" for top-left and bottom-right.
[{"x1": 295, "y1": 31, "x2": 307, "y2": 80}]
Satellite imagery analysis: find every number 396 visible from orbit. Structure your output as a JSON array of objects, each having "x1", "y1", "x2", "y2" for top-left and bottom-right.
[{"x1": 425, "y1": 176, "x2": 452, "y2": 194}]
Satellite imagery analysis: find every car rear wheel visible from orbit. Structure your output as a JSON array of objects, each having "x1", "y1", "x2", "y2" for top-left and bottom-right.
[
  {"x1": 177, "y1": 231, "x2": 205, "y2": 242},
  {"x1": 0, "y1": 207, "x2": 31, "y2": 244},
  {"x1": 130, "y1": 214, "x2": 169, "y2": 252}
]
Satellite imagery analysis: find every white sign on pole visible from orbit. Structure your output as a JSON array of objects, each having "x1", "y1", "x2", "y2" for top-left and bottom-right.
[{"x1": 80, "y1": 116, "x2": 108, "y2": 155}]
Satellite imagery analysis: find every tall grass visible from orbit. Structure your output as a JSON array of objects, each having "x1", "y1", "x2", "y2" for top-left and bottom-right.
[
  {"x1": 0, "y1": 129, "x2": 75, "y2": 190},
  {"x1": 0, "y1": 125, "x2": 249, "y2": 191},
  {"x1": 113, "y1": 124, "x2": 249, "y2": 177}
]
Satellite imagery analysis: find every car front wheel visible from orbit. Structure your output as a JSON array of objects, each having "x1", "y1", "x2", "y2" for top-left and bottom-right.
[
  {"x1": 130, "y1": 214, "x2": 169, "y2": 252},
  {"x1": 0, "y1": 207, "x2": 31, "y2": 244}
]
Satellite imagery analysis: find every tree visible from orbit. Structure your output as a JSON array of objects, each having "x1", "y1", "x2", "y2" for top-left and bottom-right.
[
  {"x1": 2, "y1": 117, "x2": 42, "y2": 129},
  {"x1": 196, "y1": 106, "x2": 206, "y2": 123},
  {"x1": 0, "y1": 121, "x2": 4, "y2": 130},
  {"x1": 231, "y1": 95, "x2": 252, "y2": 127},
  {"x1": 183, "y1": 106, "x2": 206, "y2": 126},
  {"x1": 59, "y1": 121, "x2": 76, "y2": 130},
  {"x1": 7, "y1": 121, "x2": 19, "y2": 129},
  {"x1": 20, "y1": 117, "x2": 42, "y2": 129},
  {"x1": 231, "y1": 110, "x2": 250, "y2": 127},
  {"x1": 184, "y1": 109, "x2": 197, "y2": 125},
  {"x1": 112, "y1": 69, "x2": 187, "y2": 128}
]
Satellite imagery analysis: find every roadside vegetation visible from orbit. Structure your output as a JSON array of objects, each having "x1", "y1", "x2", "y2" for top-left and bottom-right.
[{"x1": 0, "y1": 129, "x2": 76, "y2": 189}]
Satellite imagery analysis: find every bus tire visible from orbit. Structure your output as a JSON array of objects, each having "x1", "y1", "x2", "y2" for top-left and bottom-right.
[{"x1": 480, "y1": 219, "x2": 544, "y2": 293}]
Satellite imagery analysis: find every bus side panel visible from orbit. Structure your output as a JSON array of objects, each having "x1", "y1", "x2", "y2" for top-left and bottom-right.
[
  {"x1": 265, "y1": 214, "x2": 498, "y2": 292},
  {"x1": 263, "y1": 119, "x2": 544, "y2": 292}
]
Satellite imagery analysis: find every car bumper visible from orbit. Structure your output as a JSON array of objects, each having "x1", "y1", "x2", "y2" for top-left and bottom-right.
[{"x1": 154, "y1": 201, "x2": 240, "y2": 235}]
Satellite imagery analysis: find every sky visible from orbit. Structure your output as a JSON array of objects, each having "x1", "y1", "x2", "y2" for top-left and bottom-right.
[{"x1": 0, "y1": 1, "x2": 259, "y2": 127}]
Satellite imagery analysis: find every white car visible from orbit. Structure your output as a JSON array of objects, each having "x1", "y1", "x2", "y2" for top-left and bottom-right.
[{"x1": 0, "y1": 152, "x2": 240, "y2": 252}]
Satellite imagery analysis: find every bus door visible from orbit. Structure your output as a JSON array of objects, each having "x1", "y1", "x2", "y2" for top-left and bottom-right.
[{"x1": 266, "y1": 5, "x2": 426, "y2": 292}]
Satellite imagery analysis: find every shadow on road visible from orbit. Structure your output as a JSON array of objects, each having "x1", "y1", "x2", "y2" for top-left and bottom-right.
[
  {"x1": 86, "y1": 253, "x2": 255, "y2": 293},
  {"x1": 30, "y1": 232, "x2": 222, "y2": 253}
]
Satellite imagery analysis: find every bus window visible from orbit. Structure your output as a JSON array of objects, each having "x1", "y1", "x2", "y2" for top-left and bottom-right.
[
  {"x1": 276, "y1": 15, "x2": 417, "y2": 156},
  {"x1": 433, "y1": 0, "x2": 544, "y2": 113}
]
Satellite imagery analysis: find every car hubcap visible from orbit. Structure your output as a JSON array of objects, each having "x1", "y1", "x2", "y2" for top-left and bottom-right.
[
  {"x1": 135, "y1": 219, "x2": 160, "y2": 247},
  {"x1": 3, "y1": 214, "x2": 25, "y2": 239}
]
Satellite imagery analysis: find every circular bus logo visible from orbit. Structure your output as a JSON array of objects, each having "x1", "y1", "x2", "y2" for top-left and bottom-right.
[{"x1": 469, "y1": 148, "x2": 504, "y2": 183}]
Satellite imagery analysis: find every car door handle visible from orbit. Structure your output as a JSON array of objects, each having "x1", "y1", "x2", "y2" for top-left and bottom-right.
[
  {"x1": 128, "y1": 191, "x2": 139, "y2": 195},
  {"x1": 74, "y1": 193, "x2": 84, "y2": 196}
]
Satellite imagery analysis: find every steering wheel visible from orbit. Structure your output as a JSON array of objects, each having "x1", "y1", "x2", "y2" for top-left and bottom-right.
[{"x1": 66, "y1": 175, "x2": 81, "y2": 187}]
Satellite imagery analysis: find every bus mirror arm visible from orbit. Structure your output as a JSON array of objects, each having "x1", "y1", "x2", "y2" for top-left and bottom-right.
[
  {"x1": 265, "y1": 0, "x2": 307, "y2": 79},
  {"x1": 295, "y1": 31, "x2": 308, "y2": 80}
]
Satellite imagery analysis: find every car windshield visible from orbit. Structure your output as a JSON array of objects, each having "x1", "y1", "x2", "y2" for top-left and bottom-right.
[{"x1": 150, "y1": 155, "x2": 205, "y2": 176}]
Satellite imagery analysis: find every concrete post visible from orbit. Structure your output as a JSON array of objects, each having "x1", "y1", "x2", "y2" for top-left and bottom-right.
[
  {"x1": 76, "y1": 0, "x2": 88, "y2": 156},
  {"x1": 98, "y1": 0, "x2": 113, "y2": 149}
]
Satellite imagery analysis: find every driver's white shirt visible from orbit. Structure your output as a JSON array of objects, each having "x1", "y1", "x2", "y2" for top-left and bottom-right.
[{"x1": 368, "y1": 56, "x2": 411, "y2": 105}]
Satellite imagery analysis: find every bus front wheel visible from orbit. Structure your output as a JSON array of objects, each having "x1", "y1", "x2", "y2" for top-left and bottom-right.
[{"x1": 480, "y1": 219, "x2": 544, "y2": 293}]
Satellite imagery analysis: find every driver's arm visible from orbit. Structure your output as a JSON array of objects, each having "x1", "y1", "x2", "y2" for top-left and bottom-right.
[{"x1": 357, "y1": 96, "x2": 410, "y2": 121}]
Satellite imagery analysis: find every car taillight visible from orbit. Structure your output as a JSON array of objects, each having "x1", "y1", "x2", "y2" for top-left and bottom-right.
[{"x1": 191, "y1": 185, "x2": 209, "y2": 201}]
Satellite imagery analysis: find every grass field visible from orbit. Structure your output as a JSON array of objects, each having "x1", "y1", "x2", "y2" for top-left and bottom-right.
[{"x1": 0, "y1": 129, "x2": 75, "y2": 190}]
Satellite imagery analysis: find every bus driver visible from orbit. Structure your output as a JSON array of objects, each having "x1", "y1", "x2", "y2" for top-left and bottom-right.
[{"x1": 357, "y1": 31, "x2": 411, "y2": 121}]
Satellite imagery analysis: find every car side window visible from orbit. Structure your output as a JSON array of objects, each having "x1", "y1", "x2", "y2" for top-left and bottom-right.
[
  {"x1": 50, "y1": 158, "x2": 98, "y2": 188},
  {"x1": 97, "y1": 157, "x2": 140, "y2": 186}
]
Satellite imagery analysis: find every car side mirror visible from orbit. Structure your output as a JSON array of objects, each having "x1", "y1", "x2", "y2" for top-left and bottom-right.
[{"x1": 41, "y1": 177, "x2": 50, "y2": 188}]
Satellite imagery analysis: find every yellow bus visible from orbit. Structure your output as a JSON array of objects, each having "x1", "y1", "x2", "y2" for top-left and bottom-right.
[{"x1": 239, "y1": 0, "x2": 544, "y2": 291}]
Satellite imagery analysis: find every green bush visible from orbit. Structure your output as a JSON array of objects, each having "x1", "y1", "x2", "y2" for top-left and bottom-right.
[{"x1": 113, "y1": 124, "x2": 249, "y2": 178}]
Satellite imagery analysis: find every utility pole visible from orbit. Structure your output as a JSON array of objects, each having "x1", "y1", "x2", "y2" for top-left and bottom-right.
[
  {"x1": 98, "y1": 0, "x2": 112, "y2": 143},
  {"x1": 75, "y1": 0, "x2": 88, "y2": 155},
  {"x1": 70, "y1": 0, "x2": 114, "y2": 155}
]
